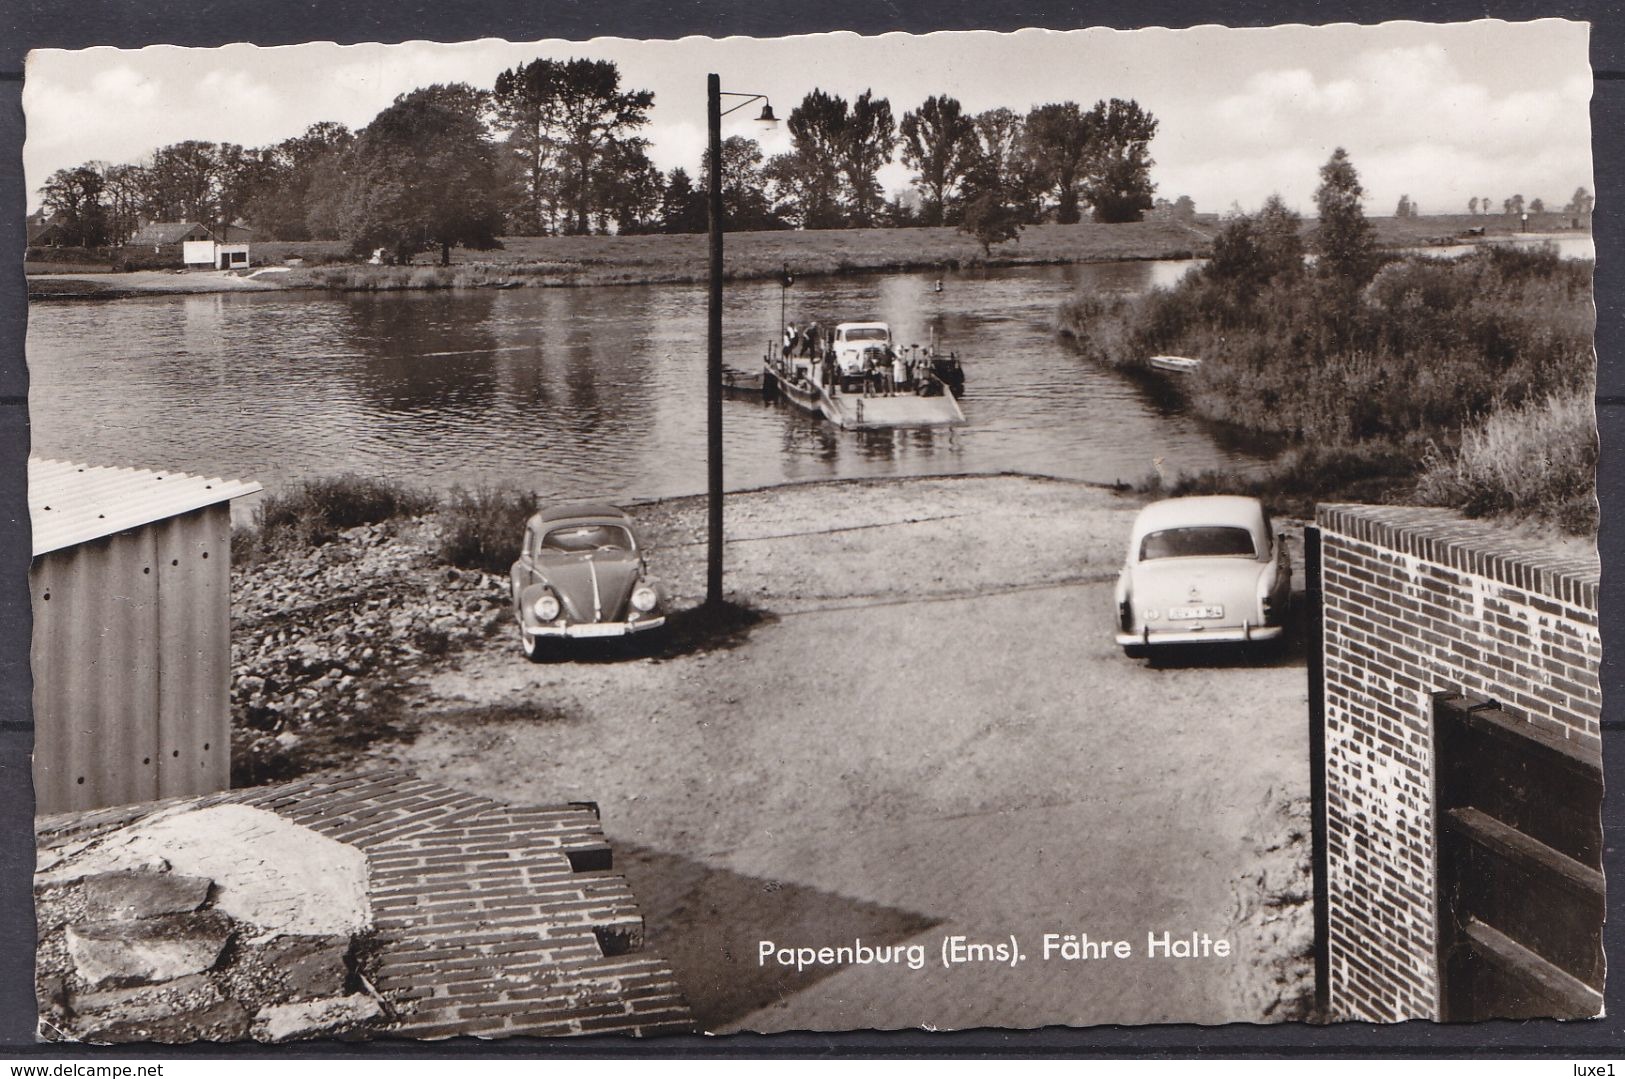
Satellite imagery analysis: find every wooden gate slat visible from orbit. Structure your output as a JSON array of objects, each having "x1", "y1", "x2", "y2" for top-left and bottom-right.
[
  {"x1": 1434, "y1": 694, "x2": 1605, "y2": 1020},
  {"x1": 1460, "y1": 919, "x2": 1602, "y2": 1019},
  {"x1": 1443, "y1": 808, "x2": 1605, "y2": 896}
]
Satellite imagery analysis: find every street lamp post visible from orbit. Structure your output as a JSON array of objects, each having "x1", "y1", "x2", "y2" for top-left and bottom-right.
[
  {"x1": 705, "y1": 74, "x2": 775, "y2": 609},
  {"x1": 706, "y1": 74, "x2": 724, "y2": 608}
]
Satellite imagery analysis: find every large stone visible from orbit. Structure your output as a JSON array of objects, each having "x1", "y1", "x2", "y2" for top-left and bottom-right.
[
  {"x1": 84, "y1": 995, "x2": 251, "y2": 1045},
  {"x1": 66, "y1": 912, "x2": 233, "y2": 988},
  {"x1": 72, "y1": 972, "x2": 219, "y2": 1017},
  {"x1": 79, "y1": 870, "x2": 213, "y2": 922},
  {"x1": 44, "y1": 804, "x2": 371, "y2": 941},
  {"x1": 245, "y1": 935, "x2": 354, "y2": 1001},
  {"x1": 38, "y1": 852, "x2": 169, "y2": 890},
  {"x1": 251, "y1": 994, "x2": 384, "y2": 1043}
]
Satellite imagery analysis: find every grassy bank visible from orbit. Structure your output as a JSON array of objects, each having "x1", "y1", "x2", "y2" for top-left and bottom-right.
[
  {"x1": 29, "y1": 221, "x2": 1213, "y2": 299},
  {"x1": 258, "y1": 215, "x2": 1578, "y2": 288},
  {"x1": 1059, "y1": 243, "x2": 1597, "y2": 533},
  {"x1": 271, "y1": 219, "x2": 1217, "y2": 291},
  {"x1": 31, "y1": 215, "x2": 1586, "y2": 299}
]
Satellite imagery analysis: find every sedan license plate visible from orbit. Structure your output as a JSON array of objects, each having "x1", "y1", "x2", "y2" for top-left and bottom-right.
[
  {"x1": 571, "y1": 623, "x2": 625, "y2": 638},
  {"x1": 1170, "y1": 605, "x2": 1224, "y2": 621}
]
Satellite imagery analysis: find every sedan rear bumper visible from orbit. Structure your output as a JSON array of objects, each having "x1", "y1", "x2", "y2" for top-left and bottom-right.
[
  {"x1": 530, "y1": 616, "x2": 666, "y2": 638},
  {"x1": 1115, "y1": 623, "x2": 1284, "y2": 647}
]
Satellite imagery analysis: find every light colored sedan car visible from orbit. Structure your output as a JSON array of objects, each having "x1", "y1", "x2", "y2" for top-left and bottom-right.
[
  {"x1": 1114, "y1": 495, "x2": 1291, "y2": 659},
  {"x1": 510, "y1": 502, "x2": 665, "y2": 661}
]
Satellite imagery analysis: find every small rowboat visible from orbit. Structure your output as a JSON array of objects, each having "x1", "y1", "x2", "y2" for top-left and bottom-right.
[
  {"x1": 719, "y1": 367, "x2": 765, "y2": 396},
  {"x1": 1149, "y1": 354, "x2": 1202, "y2": 374}
]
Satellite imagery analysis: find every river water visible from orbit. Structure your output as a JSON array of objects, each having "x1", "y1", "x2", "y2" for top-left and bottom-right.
[{"x1": 28, "y1": 260, "x2": 1276, "y2": 507}]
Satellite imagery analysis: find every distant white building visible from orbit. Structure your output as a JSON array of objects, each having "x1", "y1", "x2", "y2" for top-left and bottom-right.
[{"x1": 129, "y1": 220, "x2": 254, "y2": 269}]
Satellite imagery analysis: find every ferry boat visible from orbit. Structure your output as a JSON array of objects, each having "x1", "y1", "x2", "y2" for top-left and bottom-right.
[{"x1": 761, "y1": 321, "x2": 965, "y2": 430}]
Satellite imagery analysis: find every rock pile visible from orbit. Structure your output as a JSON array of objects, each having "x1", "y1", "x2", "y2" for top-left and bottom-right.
[
  {"x1": 230, "y1": 519, "x2": 510, "y2": 780},
  {"x1": 36, "y1": 804, "x2": 383, "y2": 1044}
]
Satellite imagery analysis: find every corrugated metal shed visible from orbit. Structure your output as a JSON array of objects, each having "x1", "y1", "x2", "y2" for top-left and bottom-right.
[
  {"x1": 30, "y1": 458, "x2": 261, "y2": 556},
  {"x1": 31, "y1": 457, "x2": 261, "y2": 814}
]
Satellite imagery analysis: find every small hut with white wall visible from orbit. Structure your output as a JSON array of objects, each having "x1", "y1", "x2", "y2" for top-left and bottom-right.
[{"x1": 30, "y1": 458, "x2": 261, "y2": 814}]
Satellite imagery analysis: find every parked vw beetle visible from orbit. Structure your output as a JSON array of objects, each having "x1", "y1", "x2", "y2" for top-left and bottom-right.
[
  {"x1": 1114, "y1": 495, "x2": 1291, "y2": 659},
  {"x1": 510, "y1": 502, "x2": 665, "y2": 661}
]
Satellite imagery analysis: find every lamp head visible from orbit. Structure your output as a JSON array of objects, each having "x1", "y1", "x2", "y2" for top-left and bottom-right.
[{"x1": 756, "y1": 102, "x2": 778, "y2": 125}]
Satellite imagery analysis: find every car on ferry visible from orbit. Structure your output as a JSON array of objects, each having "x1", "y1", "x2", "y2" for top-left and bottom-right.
[
  {"x1": 1114, "y1": 495, "x2": 1291, "y2": 660},
  {"x1": 509, "y1": 502, "x2": 665, "y2": 661},
  {"x1": 830, "y1": 321, "x2": 893, "y2": 378}
]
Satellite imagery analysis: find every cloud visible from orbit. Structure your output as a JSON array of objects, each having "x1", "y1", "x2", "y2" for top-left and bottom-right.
[
  {"x1": 90, "y1": 66, "x2": 159, "y2": 106},
  {"x1": 1162, "y1": 38, "x2": 1590, "y2": 215}
]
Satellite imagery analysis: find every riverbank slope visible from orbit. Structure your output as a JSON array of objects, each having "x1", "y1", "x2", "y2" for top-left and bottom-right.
[
  {"x1": 26, "y1": 268, "x2": 289, "y2": 300},
  {"x1": 32, "y1": 215, "x2": 1582, "y2": 300},
  {"x1": 29, "y1": 220, "x2": 1210, "y2": 299}
]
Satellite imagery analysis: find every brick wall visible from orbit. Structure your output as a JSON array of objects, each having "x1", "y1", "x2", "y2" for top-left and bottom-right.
[{"x1": 1315, "y1": 504, "x2": 1601, "y2": 1022}]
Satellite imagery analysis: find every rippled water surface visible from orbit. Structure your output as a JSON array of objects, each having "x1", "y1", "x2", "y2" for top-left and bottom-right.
[{"x1": 29, "y1": 261, "x2": 1276, "y2": 505}]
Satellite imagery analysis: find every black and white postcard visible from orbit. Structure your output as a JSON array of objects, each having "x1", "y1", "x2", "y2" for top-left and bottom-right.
[{"x1": 21, "y1": 19, "x2": 1601, "y2": 1042}]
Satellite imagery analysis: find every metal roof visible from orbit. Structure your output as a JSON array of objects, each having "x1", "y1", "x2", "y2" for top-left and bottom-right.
[
  {"x1": 126, "y1": 221, "x2": 212, "y2": 246},
  {"x1": 30, "y1": 458, "x2": 262, "y2": 557},
  {"x1": 1129, "y1": 495, "x2": 1267, "y2": 543},
  {"x1": 534, "y1": 502, "x2": 629, "y2": 524}
]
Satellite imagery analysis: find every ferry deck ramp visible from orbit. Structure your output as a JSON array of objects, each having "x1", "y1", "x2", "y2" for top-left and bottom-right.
[{"x1": 823, "y1": 390, "x2": 965, "y2": 429}]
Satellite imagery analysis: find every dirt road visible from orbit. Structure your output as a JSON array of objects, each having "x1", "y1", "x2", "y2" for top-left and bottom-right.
[{"x1": 366, "y1": 475, "x2": 1313, "y2": 1031}]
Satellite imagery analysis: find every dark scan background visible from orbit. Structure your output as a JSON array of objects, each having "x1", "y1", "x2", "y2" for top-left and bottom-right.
[{"x1": 0, "y1": 0, "x2": 1620, "y2": 1057}]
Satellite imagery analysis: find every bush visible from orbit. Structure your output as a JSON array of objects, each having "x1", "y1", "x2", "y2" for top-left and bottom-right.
[
  {"x1": 436, "y1": 483, "x2": 540, "y2": 573},
  {"x1": 253, "y1": 473, "x2": 438, "y2": 552},
  {"x1": 1063, "y1": 243, "x2": 1595, "y2": 523},
  {"x1": 1414, "y1": 390, "x2": 1598, "y2": 535}
]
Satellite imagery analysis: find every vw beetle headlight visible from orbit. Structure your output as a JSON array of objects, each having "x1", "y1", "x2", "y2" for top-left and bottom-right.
[
  {"x1": 631, "y1": 584, "x2": 658, "y2": 613},
  {"x1": 533, "y1": 593, "x2": 561, "y2": 621}
]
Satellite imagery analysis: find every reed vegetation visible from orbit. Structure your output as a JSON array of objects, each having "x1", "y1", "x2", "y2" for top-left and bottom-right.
[
  {"x1": 234, "y1": 473, "x2": 438, "y2": 561},
  {"x1": 435, "y1": 483, "x2": 541, "y2": 574},
  {"x1": 1062, "y1": 243, "x2": 1597, "y2": 533},
  {"x1": 1414, "y1": 389, "x2": 1598, "y2": 534}
]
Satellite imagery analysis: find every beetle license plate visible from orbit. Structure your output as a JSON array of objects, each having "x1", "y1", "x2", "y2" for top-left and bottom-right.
[
  {"x1": 1170, "y1": 605, "x2": 1223, "y2": 621},
  {"x1": 571, "y1": 624, "x2": 626, "y2": 638}
]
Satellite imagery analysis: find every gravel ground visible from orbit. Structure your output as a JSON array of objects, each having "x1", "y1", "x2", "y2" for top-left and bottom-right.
[{"x1": 339, "y1": 474, "x2": 1314, "y2": 1032}]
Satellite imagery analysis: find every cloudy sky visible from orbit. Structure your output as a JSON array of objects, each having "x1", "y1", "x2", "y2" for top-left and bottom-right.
[{"x1": 23, "y1": 19, "x2": 1592, "y2": 218}]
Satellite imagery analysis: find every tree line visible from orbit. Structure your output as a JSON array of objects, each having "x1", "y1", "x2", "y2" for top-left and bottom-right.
[
  {"x1": 1462, "y1": 189, "x2": 1593, "y2": 217},
  {"x1": 36, "y1": 57, "x2": 1160, "y2": 263}
]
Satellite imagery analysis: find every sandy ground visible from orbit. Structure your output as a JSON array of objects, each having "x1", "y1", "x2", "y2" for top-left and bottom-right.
[
  {"x1": 364, "y1": 474, "x2": 1313, "y2": 1032},
  {"x1": 27, "y1": 269, "x2": 286, "y2": 299}
]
